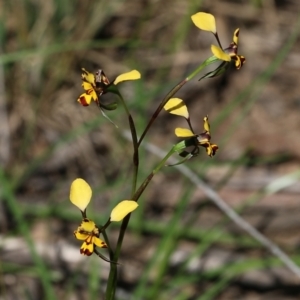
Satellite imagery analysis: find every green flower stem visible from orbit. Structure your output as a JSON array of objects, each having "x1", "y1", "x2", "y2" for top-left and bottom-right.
[
  {"x1": 106, "y1": 89, "x2": 139, "y2": 299},
  {"x1": 105, "y1": 145, "x2": 178, "y2": 299},
  {"x1": 137, "y1": 56, "x2": 218, "y2": 147},
  {"x1": 137, "y1": 78, "x2": 187, "y2": 147},
  {"x1": 102, "y1": 219, "x2": 112, "y2": 231},
  {"x1": 185, "y1": 55, "x2": 218, "y2": 81},
  {"x1": 101, "y1": 230, "x2": 115, "y2": 264},
  {"x1": 105, "y1": 262, "x2": 118, "y2": 300},
  {"x1": 115, "y1": 90, "x2": 139, "y2": 197},
  {"x1": 133, "y1": 145, "x2": 180, "y2": 201}
]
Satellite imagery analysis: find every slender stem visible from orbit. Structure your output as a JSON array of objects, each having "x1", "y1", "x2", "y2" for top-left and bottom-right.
[
  {"x1": 133, "y1": 146, "x2": 177, "y2": 201},
  {"x1": 110, "y1": 146, "x2": 177, "y2": 266},
  {"x1": 106, "y1": 91, "x2": 139, "y2": 299},
  {"x1": 115, "y1": 91, "x2": 139, "y2": 195},
  {"x1": 129, "y1": 114, "x2": 139, "y2": 195},
  {"x1": 137, "y1": 78, "x2": 187, "y2": 147},
  {"x1": 101, "y1": 218, "x2": 111, "y2": 231},
  {"x1": 186, "y1": 117, "x2": 195, "y2": 133},
  {"x1": 81, "y1": 210, "x2": 87, "y2": 219},
  {"x1": 214, "y1": 32, "x2": 223, "y2": 49},
  {"x1": 137, "y1": 60, "x2": 211, "y2": 147},
  {"x1": 105, "y1": 263, "x2": 118, "y2": 300}
]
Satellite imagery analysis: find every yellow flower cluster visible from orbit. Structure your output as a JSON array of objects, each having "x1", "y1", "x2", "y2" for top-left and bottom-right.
[
  {"x1": 164, "y1": 98, "x2": 218, "y2": 158},
  {"x1": 191, "y1": 12, "x2": 245, "y2": 69},
  {"x1": 78, "y1": 69, "x2": 141, "y2": 107},
  {"x1": 70, "y1": 179, "x2": 138, "y2": 257}
]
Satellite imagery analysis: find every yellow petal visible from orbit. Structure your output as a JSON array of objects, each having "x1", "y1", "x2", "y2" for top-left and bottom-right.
[
  {"x1": 80, "y1": 238, "x2": 94, "y2": 256},
  {"x1": 74, "y1": 230, "x2": 89, "y2": 241},
  {"x1": 80, "y1": 219, "x2": 96, "y2": 232},
  {"x1": 203, "y1": 116, "x2": 210, "y2": 132},
  {"x1": 89, "y1": 90, "x2": 98, "y2": 102},
  {"x1": 110, "y1": 200, "x2": 138, "y2": 222},
  {"x1": 164, "y1": 98, "x2": 189, "y2": 119},
  {"x1": 234, "y1": 56, "x2": 241, "y2": 69},
  {"x1": 93, "y1": 237, "x2": 107, "y2": 248},
  {"x1": 113, "y1": 70, "x2": 141, "y2": 85},
  {"x1": 82, "y1": 81, "x2": 93, "y2": 91},
  {"x1": 175, "y1": 128, "x2": 194, "y2": 138},
  {"x1": 211, "y1": 45, "x2": 231, "y2": 62},
  {"x1": 191, "y1": 12, "x2": 216, "y2": 34},
  {"x1": 70, "y1": 178, "x2": 92, "y2": 212},
  {"x1": 236, "y1": 55, "x2": 246, "y2": 70},
  {"x1": 78, "y1": 93, "x2": 92, "y2": 106},
  {"x1": 81, "y1": 68, "x2": 95, "y2": 85},
  {"x1": 206, "y1": 143, "x2": 217, "y2": 157},
  {"x1": 233, "y1": 28, "x2": 240, "y2": 45}
]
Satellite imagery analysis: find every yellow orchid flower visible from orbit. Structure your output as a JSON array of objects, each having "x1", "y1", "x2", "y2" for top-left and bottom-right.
[
  {"x1": 191, "y1": 12, "x2": 245, "y2": 70},
  {"x1": 175, "y1": 116, "x2": 218, "y2": 158},
  {"x1": 70, "y1": 179, "x2": 139, "y2": 257},
  {"x1": 77, "y1": 68, "x2": 141, "y2": 107},
  {"x1": 74, "y1": 219, "x2": 107, "y2": 256}
]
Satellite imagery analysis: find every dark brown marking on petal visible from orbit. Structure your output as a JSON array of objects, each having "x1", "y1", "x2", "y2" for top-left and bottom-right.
[
  {"x1": 86, "y1": 89, "x2": 94, "y2": 95},
  {"x1": 240, "y1": 56, "x2": 246, "y2": 66},
  {"x1": 211, "y1": 144, "x2": 219, "y2": 156},
  {"x1": 80, "y1": 248, "x2": 93, "y2": 256},
  {"x1": 85, "y1": 236, "x2": 93, "y2": 245},
  {"x1": 93, "y1": 227, "x2": 100, "y2": 236},
  {"x1": 78, "y1": 96, "x2": 89, "y2": 106}
]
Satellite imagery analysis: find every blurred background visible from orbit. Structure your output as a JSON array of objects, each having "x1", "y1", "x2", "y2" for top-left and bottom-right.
[{"x1": 1, "y1": 0, "x2": 300, "y2": 299}]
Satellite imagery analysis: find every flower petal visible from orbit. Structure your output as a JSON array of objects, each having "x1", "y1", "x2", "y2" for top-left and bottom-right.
[
  {"x1": 233, "y1": 55, "x2": 246, "y2": 70},
  {"x1": 80, "y1": 219, "x2": 97, "y2": 232},
  {"x1": 88, "y1": 90, "x2": 98, "y2": 102},
  {"x1": 74, "y1": 230, "x2": 89, "y2": 241},
  {"x1": 70, "y1": 178, "x2": 92, "y2": 212},
  {"x1": 203, "y1": 143, "x2": 219, "y2": 157},
  {"x1": 203, "y1": 116, "x2": 210, "y2": 132},
  {"x1": 191, "y1": 12, "x2": 216, "y2": 34},
  {"x1": 78, "y1": 93, "x2": 92, "y2": 106},
  {"x1": 93, "y1": 237, "x2": 107, "y2": 248},
  {"x1": 164, "y1": 98, "x2": 189, "y2": 119},
  {"x1": 210, "y1": 144, "x2": 219, "y2": 156},
  {"x1": 110, "y1": 200, "x2": 138, "y2": 222},
  {"x1": 81, "y1": 68, "x2": 95, "y2": 85},
  {"x1": 233, "y1": 28, "x2": 240, "y2": 45},
  {"x1": 80, "y1": 237, "x2": 94, "y2": 256},
  {"x1": 211, "y1": 45, "x2": 231, "y2": 62},
  {"x1": 82, "y1": 81, "x2": 94, "y2": 91},
  {"x1": 113, "y1": 70, "x2": 141, "y2": 85},
  {"x1": 175, "y1": 128, "x2": 194, "y2": 138}
]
